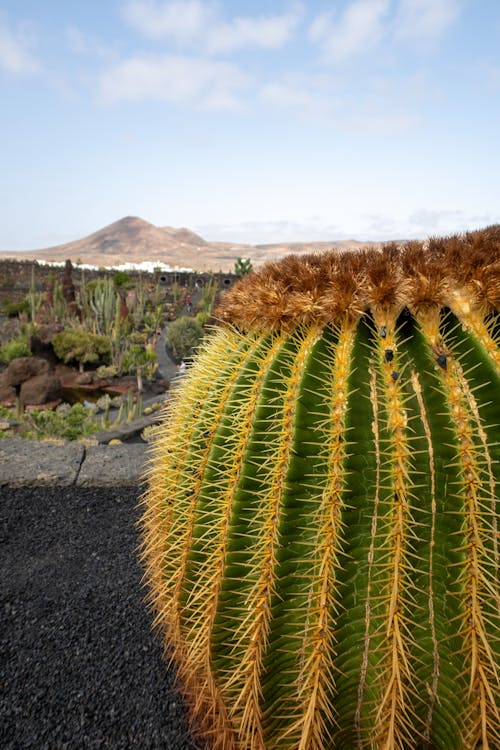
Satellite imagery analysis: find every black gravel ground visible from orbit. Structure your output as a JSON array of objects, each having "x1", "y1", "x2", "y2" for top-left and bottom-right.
[{"x1": 0, "y1": 486, "x2": 206, "y2": 750}]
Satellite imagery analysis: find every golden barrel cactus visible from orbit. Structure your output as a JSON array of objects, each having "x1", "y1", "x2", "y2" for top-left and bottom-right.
[{"x1": 141, "y1": 227, "x2": 500, "y2": 749}]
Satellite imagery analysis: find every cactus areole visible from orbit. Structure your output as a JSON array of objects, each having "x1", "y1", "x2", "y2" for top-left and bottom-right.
[{"x1": 141, "y1": 229, "x2": 500, "y2": 750}]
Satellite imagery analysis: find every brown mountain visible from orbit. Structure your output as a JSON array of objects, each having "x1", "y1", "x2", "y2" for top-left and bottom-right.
[{"x1": 0, "y1": 216, "x2": 379, "y2": 272}]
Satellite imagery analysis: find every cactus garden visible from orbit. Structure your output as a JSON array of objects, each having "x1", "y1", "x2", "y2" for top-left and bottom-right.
[
  {"x1": 0, "y1": 260, "x2": 226, "y2": 440},
  {"x1": 141, "y1": 227, "x2": 500, "y2": 749}
]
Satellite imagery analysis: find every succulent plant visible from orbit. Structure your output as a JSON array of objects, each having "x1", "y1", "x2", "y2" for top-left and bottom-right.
[{"x1": 141, "y1": 227, "x2": 500, "y2": 750}]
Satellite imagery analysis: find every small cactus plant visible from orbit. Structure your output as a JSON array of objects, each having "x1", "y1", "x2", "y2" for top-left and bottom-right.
[{"x1": 140, "y1": 227, "x2": 500, "y2": 750}]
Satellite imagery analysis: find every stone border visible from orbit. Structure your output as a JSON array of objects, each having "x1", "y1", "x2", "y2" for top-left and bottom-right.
[{"x1": 0, "y1": 437, "x2": 150, "y2": 487}]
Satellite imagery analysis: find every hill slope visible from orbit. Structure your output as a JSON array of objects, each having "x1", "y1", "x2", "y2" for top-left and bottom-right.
[{"x1": 0, "y1": 216, "x2": 379, "y2": 272}]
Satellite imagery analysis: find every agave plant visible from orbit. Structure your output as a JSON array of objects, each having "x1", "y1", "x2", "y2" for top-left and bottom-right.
[{"x1": 140, "y1": 227, "x2": 500, "y2": 749}]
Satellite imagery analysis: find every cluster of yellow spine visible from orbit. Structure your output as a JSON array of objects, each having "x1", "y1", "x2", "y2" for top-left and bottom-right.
[
  {"x1": 369, "y1": 313, "x2": 416, "y2": 750},
  {"x1": 227, "y1": 325, "x2": 322, "y2": 750},
  {"x1": 182, "y1": 331, "x2": 288, "y2": 745},
  {"x1": 417, "y1": 309, "x2": 499, "y2": 749},
  {"x1": 291, "y1": 320, "x2": 355, "y2": 750},
  {"x1": 142, "y1": 328, "x2": 257, "y2": 745},
  {"x1": 409, "y1": 371, "x2": 440, "y2": 745},
  {"x1": 141, "y1": 327, "x2": 242, "y2": 635}
]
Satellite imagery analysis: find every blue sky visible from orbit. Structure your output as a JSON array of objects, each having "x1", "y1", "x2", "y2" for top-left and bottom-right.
[{"x1": 1, "y1": 1, "x2": 499, "y2": 250}]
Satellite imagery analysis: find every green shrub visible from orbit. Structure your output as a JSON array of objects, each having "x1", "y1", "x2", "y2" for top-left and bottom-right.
[
  {"x1": 95, "y1": 364, "x2": 119, "y2": 379},
  {"x1": 1, "y1": 298, "x2": 30, "y2": 318},
  {"x1": 166, "y1": 317, "x2": 204, "y2": 362},
  {"x1": 22, "y1": 403, "x2": 98, "y2": 441},
  {"x1": 195, "y1": 310, "x2": 210, "y2": 328},
  {"x1": 0, "y1": 336, "x2": 31, "y2": 363},
  {"x1": 52, "y1": 330, "x2": 110, "y2": 371}
]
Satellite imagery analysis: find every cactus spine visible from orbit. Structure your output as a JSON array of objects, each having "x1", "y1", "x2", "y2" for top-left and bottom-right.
[{"x1": 141, "y1": 228, "x2": 500, "y2": 749}]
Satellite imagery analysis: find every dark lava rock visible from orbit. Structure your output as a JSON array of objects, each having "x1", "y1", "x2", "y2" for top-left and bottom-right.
[
  {"x1": 0, "y1": 486, "x2": 206, "y2": 749},
  {"x1": 20, "y1": 371, "x2": 62, "y2": 406},
  {"x1": 3, "y1": 356, "x2": 50, "y2": 386}
]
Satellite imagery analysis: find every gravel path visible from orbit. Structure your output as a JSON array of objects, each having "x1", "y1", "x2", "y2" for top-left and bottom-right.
[{"x1": 0, "y1": 486, "x2": 206, "y2": 750}]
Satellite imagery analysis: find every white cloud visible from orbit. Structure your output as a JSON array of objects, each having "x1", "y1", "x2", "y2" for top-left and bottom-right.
[
  {"x1": 309, "y1": 0, "x2": 461, "y2": 62},
  {"x1": 205, "y1": 6, "x2": 303, "y2": 54},
  {"x1": 99, "y1": 53, "x2": 250, "y2": 110},
  {"x1": 257, "y1": 70, "x2": 422, "y2": 131},
  {"x1": 65, "y1": 26, "x2": 113, "y2": 59},
  {"x1": 407, "y1": 208, "x2": 493, "y2": 234},
  {"x1": 196, "y1": 209, "x2": 498, "y2": 246},
  {"x1": 309, "y1": 0, "x2": 390, "y2": 62},
  {"x1": 0, "y1": 17, "x2": 39, "y2": 74},
  {"x1": 364, "y1": 214, "x2": 401, "y2": 236},
  {"x1": 393, "y1": 0, "x2": 461, "y2": 41},
  {"x1": 350, "y1": 110, "x2": 417, "y2": 131},
  {"x1": 66, "y1": 26, "x2": 90, "y2": 54},
  {"x1": 260, "y1": 81, "x2": 324, "y2": 110},
  {"x1": 259, "y1": 73, "x2": 336, "y2": 120},
  {"x1": 338, "y1": 209, "x2": 496, "y2": 242},
  {"x1": 122, "y1": 0, "x2": 303, "y2": 53},
  {"x1": 123, "y1": 0, "x2": 212, "y2": 41},
  {"x1": 196, "y1": 218, "x2": 347, "y2": 245}
]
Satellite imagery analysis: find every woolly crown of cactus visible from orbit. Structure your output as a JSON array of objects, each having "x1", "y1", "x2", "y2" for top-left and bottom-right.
[{"x1": 141, "y1": 226, "x2": 500, "y2": 750}]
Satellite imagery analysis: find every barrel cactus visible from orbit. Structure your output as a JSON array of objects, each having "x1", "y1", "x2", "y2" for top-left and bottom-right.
[{"x1": 140, "y1": 227, "x2": 500, "y2": 750}]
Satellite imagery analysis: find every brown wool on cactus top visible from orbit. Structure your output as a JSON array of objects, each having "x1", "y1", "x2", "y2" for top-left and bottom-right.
[{"x1": 216, "y1": 226, "x2": 500, "y2": 330}]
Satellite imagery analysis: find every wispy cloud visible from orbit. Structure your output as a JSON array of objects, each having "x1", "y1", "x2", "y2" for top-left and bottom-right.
[
  {"x1": 258, "y1": 73, "x2": 337, "y2": 120},
  {"x1": 350, "y1": 208, "x2": 496, "y2": 241},
  {"x1": 309, "y1": 0, "x2": 391, "y2": 62},
  {"x1": 364, "y1": 209, "x2": 497, "y2": 240},
  {"x1": 309, "y1": 0, "x2": 461, "y2": 62},
  {"x1": 197, "y1": 208, "x2": 498, "y2": 246},
  {"x1": 196, "y1": 218, "x2": 347, "y2": 245},
  {"x1": 407, "y1": 208, "x2": 493, "y2": 234},
  {"x1": 65, "y1": 26, "x2": 114, "y2": 59},
  {"x1": 99, "y1": 53, "x2": 250, "y2": 110},
  {"x1": 122, "y1": 0, "x2": 213, "y2": 42},
  {"x1": 122, "y1": 0, "x2": 303, "y2": 53},
  {"x1": 392, "y1": 0, "x2": 461, "y2": 42},
  {"x1": 0, "y1": 16, "x2": 39, "y2": 74},
  {"x1": 205, "y1": 5, "x2": 303, "y2": 54},
  {"x1": 257, "y1": 70, "x2": 422, "y2": 131}
]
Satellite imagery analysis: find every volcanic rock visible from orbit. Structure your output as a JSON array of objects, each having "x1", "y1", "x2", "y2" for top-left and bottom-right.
[
  {"x1": 0, "y1": 383, "x2": 15, "y2": 406},
  {"x1": 20, "y1": 372, "x2": 62, "y2": 406},
  {"x1": 3, "y1": 357, "x2": 49, "y2": 386}
]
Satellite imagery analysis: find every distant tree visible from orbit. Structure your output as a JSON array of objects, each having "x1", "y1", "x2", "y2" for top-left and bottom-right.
[
  {"x1": 113, "y1": 271, "x2": 130, "y2": 287},
  {"x1": 122, "y1": 332, "x2": 157, "y2": 392},
  {"x1": 234, "y1": 257, "x2": 253, "y2": 276},
  {"x1": 52, "y1": 330, "x2": 110, "y2": 372}
]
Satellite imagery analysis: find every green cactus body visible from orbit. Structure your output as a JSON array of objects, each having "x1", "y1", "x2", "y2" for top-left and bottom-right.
[
  {"x1": 141, "y1": 230, "x2": 500, "y2": 750},
  {"x1": 88, "y1": 278, "x2": 118, "y2": 334}
]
